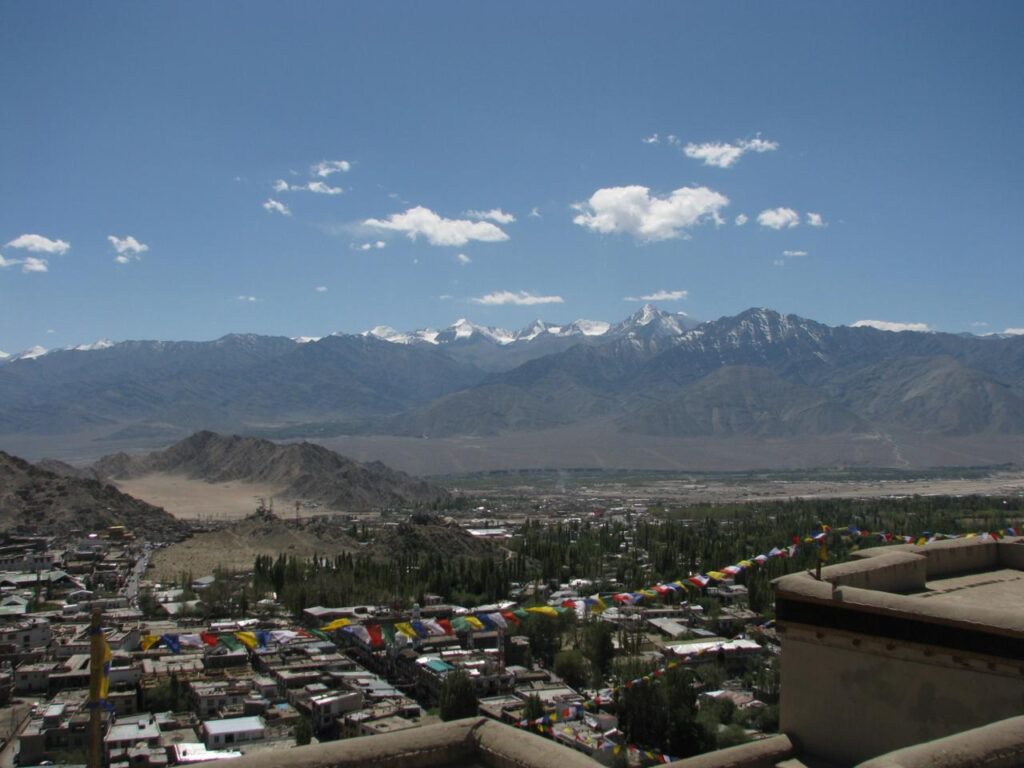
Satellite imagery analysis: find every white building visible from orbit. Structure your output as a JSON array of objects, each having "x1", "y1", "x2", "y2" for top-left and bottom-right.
[{"x1": 202, "y1": 716, "x2": 265, "y2": 748}]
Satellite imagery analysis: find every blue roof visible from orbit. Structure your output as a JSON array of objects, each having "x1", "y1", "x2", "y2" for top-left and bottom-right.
[{"x1": 425, "y1": 659, "x2": 455, "y2": 673}]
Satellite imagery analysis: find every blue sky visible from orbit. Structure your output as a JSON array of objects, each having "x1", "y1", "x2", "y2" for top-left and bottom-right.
[{"x1": 2, "y1": 2, "x2": 1023, "y2": 353}]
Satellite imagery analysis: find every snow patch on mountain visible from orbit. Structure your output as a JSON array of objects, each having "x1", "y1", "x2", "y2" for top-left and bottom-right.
[
  {"x1": 570, "y1": 319, "x2": 611, "y2": 336},
  {"x1": 73, "y1": 339, "x2": 115, "y2": 352},
  {"x1": 13, "y1": 346, "x2": 48, "y2": 361}
]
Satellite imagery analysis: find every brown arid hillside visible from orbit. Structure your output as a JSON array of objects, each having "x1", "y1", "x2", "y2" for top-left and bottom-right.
[
  {"x1": 0, "y1": 451, "x2": 188, "y2": 540},
  {"x1": 93, "y1": 431, "x2": 450, "y2": 511}
]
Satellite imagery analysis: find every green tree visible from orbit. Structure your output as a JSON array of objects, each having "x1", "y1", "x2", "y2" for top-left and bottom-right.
[
  {"x1": 439, "y1": 670, "x2": 478, "y2": 721},
  {"x1": 523, "y1": 614, "x2": 562, "y2": 667},
  {"x1": 580, "y1": 621, "x2": 615, "y2": 685},
  {"x1": 553, "y1": 649, "x2": 589, "y2": 690},
  {"x1": 521, "y1": 694, "x2": 544, "y2": 721},
  {"x1": 665, "y1": 667, "x2": 714, "y2": 758},
  {"x1": 716, "y1": 723, "x2": 749, "y2": 749},
  {"x1": 294, "y1": 718, "x2": 313, "y2": 746}
]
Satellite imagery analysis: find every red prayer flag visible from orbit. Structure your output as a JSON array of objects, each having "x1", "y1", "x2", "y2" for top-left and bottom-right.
[{"x1": 366, "y1": 624, "x2": 384, "y2": 648}]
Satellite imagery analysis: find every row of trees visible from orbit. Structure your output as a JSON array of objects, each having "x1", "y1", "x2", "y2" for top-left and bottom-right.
[{"x1": 241, "y1": 494, "x2": 1021, "y2": 617}]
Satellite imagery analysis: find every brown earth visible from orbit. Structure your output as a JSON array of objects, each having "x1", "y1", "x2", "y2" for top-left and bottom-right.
[
  {"x1": 147, "y1": 514, "x2": 500, "y2": 582},
  {"x1": 114, "y1": 473, "x2": 292, "y2": 521}
]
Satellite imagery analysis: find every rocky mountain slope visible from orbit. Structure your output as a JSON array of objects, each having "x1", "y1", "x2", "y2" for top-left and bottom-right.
[
  {"x1": 0, "y1": 452, "x2": 188, "y2": 539},
  {"x1": 93, "y1": 431, "x2": 449, "y2": 510}
]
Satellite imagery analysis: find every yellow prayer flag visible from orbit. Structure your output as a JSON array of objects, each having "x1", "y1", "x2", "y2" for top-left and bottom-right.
[
  {"x1": 141, "y1": 634, "x2": 161, "y2": 651},
  {"x1": 465, "y1": 616, "x2": 484, "y2": 630},
  {"x1": 526, "y1": 606, "x2": 559, "y2": 618},
  {"x1": 235, "y1": 631, "x2": 258, "y2": 649},
  {"x1": 320, "y1": 618, "x2": 352, "y2": 632},
  {"x1": 97, "y1": 635, "x2": 112, "y2": 700},
  {"x1": 394, "y1": 622, "x2": 417, "y2": 639}
]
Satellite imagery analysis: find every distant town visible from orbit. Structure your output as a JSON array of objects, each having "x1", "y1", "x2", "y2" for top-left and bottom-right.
[{"x1": 0, "y1": 468, "x2": 1020, "y2": 768}]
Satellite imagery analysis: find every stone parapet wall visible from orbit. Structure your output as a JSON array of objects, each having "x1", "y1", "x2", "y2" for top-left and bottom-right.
[
  {"x1": 214, "y1": 717, "x2": 603, "y2": 768},
  {"x1": 854, "y1": 714, "x2": 1024, "y2": 768},
  {"x1": 664, "y1": 735, "x2": 794, "y2": 768}
]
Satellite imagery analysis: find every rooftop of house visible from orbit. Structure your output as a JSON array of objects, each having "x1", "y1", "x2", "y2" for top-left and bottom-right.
[{"x1": 774, "y1": 536, "x2": 1024, "y2": 650}]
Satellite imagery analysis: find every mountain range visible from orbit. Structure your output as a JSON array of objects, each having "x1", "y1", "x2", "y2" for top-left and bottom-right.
[{"x1": 1, "y1": 306, "x2": 1023, "y2": 469}]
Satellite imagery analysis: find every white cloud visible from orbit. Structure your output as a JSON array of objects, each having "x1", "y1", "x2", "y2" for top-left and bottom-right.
[
  {"x1": 6, "y1": 234, "x2": 70, "y2": 255},
  {"x1": 351, "y1": 240, "x2": 387, "y2": 251},
  {"x1": 0, "y1": 253, "x2": 48, "y2": 273},
  {"x1": 734, "y1": 214, "x2": 748, "y2": 226},
  {"x1": 572, "y1": 185, "x2": 729, "y2": 241},
  {"x1": 666, "y1": 134, "x2": 680, "y2": 146},
  {"x1": 364, "y1": 206, "x2": 510, "y2": 247},
  {"x1": 529, "y1": 207, "x2": 541, "y2": 218},
  {"x1": 683, "y1": 142, "x2": 745, "y2": 168},
  {"x1": 457, "y1": 253, "x2": 471, "y2": 265},
  {"x1": 465, "y1": 208, "x2": 516, "y2": 225},
  {"x1": 773, "y1": 259, "x2": 786, "y2": 268},
  {"x1": 624, "y1": 289, "x2": 688, "y2": 302},
  {"x1": 315, "y1": 286, "x2": 328, "y2": 293},
  {"x1": 108, "y1": 235, "x2": 149, "y2": 264},
  {"x1": 237, "y1": 295, "x2": 258, "y2": 302},
  {"x1": 807, "y1": 212, "x2": 827, "y2": 228},
  {"x1": 782, "y1": 250, "x2": 808, "y2": 257},
  {"x1": 311, "y1": 160, "x2": 351, "y2": 178},
  {"x1": 108, "y1": 235, "x2": 149, "y2": 255},
  {"x1": 439, "y1": 294, "x2": 453, "y2": 301},
  {"x1": 21, "y1": 257, "x2": 49, "y2": 273},
  {"x1": 307, "y1": 181, "x2": 343, "y2": 195},
  {"x1": 471, "y1": 290, "x2": 564, "y2": 306},
  {"x1": 262, "y1": 199, "x2": 291, "y2": 216},
  {"x1": 641, "y1": 133, "x2": 660, "y2": 144},
  {"x1": 757, "y1": 207, "x2": 800, "y2": 230},
  {"x1": 852, "y1": 319, "x2": 931, "y2": 333},
  {"x1": 274, "y1": 179, "x2": 343, "y2": 195},
  {"x1": 683, "y1": 136, "x2": 779, "y2": 168},
  {"x1": 1002, "y1": 327, "x2": 1024, "y2": 336}
]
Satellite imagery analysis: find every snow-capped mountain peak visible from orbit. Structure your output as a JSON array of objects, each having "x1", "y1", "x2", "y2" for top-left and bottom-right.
[
  {"x1": 438, "y1": 319, "x2": 516, "y2": 345},
  {"x1": 634, "y1": 303, "x2": 659, "y2": 326},
  {"x1": 13, "y1": 345, "x2": 48, "y2": 361},
  {"x1": 364, "y1": 325, "x2": 413, "y2": 344},
  {"x1": 516, "y1": 320, "x2": 555, "y2": 342},
  {"x1": 568, "y1": 319, "x2": 611, "y2": 337},
  {"x1": 73, "y1": 339, "x2": 115, "y2": 352},
  {"x1": 451, "y1": 318, "x2": 477, "y2": 340}
]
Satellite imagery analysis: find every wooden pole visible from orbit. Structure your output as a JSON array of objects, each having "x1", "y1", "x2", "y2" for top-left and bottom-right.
[{"x1": 87, "y1": 607, "x2": 103, "y2": 768}]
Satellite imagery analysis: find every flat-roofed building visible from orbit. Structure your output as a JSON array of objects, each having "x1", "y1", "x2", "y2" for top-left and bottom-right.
[{"x1": 773, "y1": 536, "x2": 1024, "y2": 767}]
